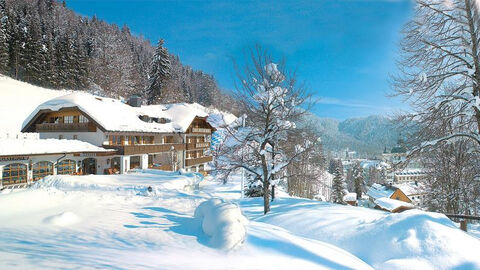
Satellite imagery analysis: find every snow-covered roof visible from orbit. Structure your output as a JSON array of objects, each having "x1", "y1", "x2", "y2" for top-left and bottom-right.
[
  {"x1": 22, "y1": 93, "x2": 223, "y2": 133},
  {"x1": 343, "y1": 192, "x2": 357, "y2": 202},
  {"x1": 374, "y1": 197, "x2": 414, "y2": 212},
  {"x1": 394, "y1": 168, "x2": 428, "y2": 176},
  {"x1": 366, "y1": 183, "x2": 397, "y2": 200},
  {"x1": 0, "y1": 138, "x2": 113, "y2": 156},
  {"x1": 394, "y1": 182, "x2": 425, "y2": 196},
  {"x1": 360, "y1": 160, "x2": 391, "y2": 170}
]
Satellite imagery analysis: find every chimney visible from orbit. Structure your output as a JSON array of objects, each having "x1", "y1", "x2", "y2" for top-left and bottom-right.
[{"x1": 127, "y1": 94, "x2": 142, "y2": 107}]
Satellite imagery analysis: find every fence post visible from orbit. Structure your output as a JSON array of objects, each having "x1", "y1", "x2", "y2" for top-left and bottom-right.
[{"x1": 460, "y1": 220, "x2": 468, "y2": 232}]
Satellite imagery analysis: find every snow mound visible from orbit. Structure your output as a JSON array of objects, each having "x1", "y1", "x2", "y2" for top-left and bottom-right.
[
  {"x1": 194, "y1": 199, "x2": 248, "y2": 250},
  {"x1": 31, "y1": 170, "x2": 203, "y2": 193},
  {"x1": 43, "y1": 211, "x2": 80, "y2": 227},
  {"x1": 248, "y1": 198, "x2": 480, "y2": 269}
]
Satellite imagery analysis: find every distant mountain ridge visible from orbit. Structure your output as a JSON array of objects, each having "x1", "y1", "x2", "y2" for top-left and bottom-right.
[{"x1": 305, "y1": 114, "x2": 403, "y2": 157}]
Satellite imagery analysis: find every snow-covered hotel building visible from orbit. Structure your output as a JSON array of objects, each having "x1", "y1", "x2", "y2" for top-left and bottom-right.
[{"x1": 0, "y1": 93, "x2": 216, "y2": 188}]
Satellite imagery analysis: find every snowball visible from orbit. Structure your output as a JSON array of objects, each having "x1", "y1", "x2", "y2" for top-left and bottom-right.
[
  {"x1": 194, "y1": 199, "x2": 248, "y2": 250},
  {"x1": 43, "y1": 211, "x2": 80, "y2": 227}
]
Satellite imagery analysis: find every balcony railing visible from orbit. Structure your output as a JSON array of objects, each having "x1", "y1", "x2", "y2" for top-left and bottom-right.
[
  {"x1": 185, "y1": 156, "x2": 213, "y2": 166},
  {"x1": 36, "y1": 122, "x2": 96, "y2": 132},
  {"x1": 104, "y1": 143, "x2": 185, "y2": 155},
  {"x1": 191, "y1": 127, "x2": 211, "y2": 134},
  {"x1": 186, "y1": 142, "x2": 210, "y2": 150}
]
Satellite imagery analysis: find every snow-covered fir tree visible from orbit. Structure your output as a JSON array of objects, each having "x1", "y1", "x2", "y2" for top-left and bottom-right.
[
  {"x1": 331, "y1": 162, "x2": 346, "y2": 204},
  {"x1": 0, "y1": 0, "x2": 9, "y2": 74},
  {"x1": 0, "y1": 0, "x2": 240, "y2": 112},
  {"x1": 352, "y1": 161, "x2": 364, "y2": 200},
  {"x1": 146, "y1": 39, "x2": 172, "y2": 104}
]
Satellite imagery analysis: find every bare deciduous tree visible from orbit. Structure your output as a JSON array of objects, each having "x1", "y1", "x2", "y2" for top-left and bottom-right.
[
  {"x1": 216, "y1": 45, "x2": 317, "y2": 214},
  {"x1": 392, "y1": 0, "x2": 480, "y2": 154},
  {"x1": 285, "y1": 126, "x2": 326, "y2": 199},
  {"x1": 421, "y1": 139, "x2": 480, "y2": 215}
]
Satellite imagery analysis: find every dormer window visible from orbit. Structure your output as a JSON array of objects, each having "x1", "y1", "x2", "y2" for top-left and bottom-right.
[
  {"x1": 157, "y1": 117, "x2": 171, "y2": 124},
  {"x1": 79, "y1": 115, "x2": 89, "y2": 123},
  {"x1": 64, "y1": 115, "x2": 74, "y2": 124},
  {"x1": 139, "y1": 115, "x2": 152, "y2": 123}
]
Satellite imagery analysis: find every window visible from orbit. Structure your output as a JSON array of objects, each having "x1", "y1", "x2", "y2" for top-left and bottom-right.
[
  {"x1": 79, "y1": 115, "x2": 89, "y2": 123},
  {"x1": 164, "y1": 136, "x2": 173, "y2": 144},
  {"x1": 64, "y1": 115, "x2": 74, "y2": 124},
  {"x1": 2, "y1": 163, "x2": 27, "y2": 185},
  {"x1": 49, "y1": 117, "x2": 60, "y2": 124},
  {"x1": 143, "y1": 136, "x2": 154, "y2": 144},
  {"x1": 32, "y1": 161, "x2": 54, "y2": 181},
  {"x1": 110, "y1": 135, "x2": 123, "y2": 145},
  {"x1": 133, "y1": 136, "x2": 142, "y2": 145},
  {"x1": 57, "y1": 160, "x2": 76, "y2": 175}
]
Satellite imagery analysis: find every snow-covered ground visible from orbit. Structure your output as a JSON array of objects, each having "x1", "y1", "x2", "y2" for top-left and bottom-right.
[
  {"x1": 0, "y1": 171, "x2": 372, "y2": 270},
  {"x1": 1, "y1": 171, "x2": 479, "y2": 269}
]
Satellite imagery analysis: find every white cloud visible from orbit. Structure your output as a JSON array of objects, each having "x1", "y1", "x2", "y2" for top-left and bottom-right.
[{"x1": 317, "y1": 97, "x2": 374, "y2": 109}]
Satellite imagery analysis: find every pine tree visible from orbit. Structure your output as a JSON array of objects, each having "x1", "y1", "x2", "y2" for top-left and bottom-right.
[
  {"x1": 0, "y1": 0, "x2": 9, "y2": 74},
  {"x1": 23, "y1": 11, "x2": 43, "y2": 85},
  {"x1": 352, "y1": 161, "x2": 364, "y2": 200},
  {"x1": 331, "y1": 162, "x2": 346, "y2": 204},
  {"x1": 145, "y1": 39, "x2": 171, "y2": 104}
]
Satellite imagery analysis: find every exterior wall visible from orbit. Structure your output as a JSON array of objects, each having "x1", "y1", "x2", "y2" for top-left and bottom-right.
[
  {"x1": 390, "y1": 189, "x2": 412, "y2": 203},
  {"x1": 120, "y1": 156, "x2": 130, "y2": 174},
  {"x1": 39, "y1": 129, "x2": 106, "y2": 146},
  {"x1": 394, "y1": 174, "x2": 427, "y2": 183},
  {"x1": 140, "y1": 154, "x2": 148, "y2": 169},
  {"x1": 0, "y1": 154, "x2": 81, "y2": 187},
  {"x1": 16, "y1": 113, "x2": 216, "y2": 179}
]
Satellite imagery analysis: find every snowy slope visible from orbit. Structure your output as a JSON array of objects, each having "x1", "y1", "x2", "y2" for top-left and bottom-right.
[
  {"x1": 1, "y1": 169, "x2": 479, "y2": 269},
  {"x1": 0, "y1": 75, "x2": 71, "y2": 134},
  {"x1": 239, "y1": 197, "x2": 480, "y2": 270},
  {"x1": 0, "y1": 171, "x2": 372, "y2": 270}
]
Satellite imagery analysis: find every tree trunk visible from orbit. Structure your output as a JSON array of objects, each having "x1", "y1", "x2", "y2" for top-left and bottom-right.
[
  {"x1": 263, "y1": 178, "x2": 270, "y2": 214},
  {"x1": 465, "y1": 0, "x2": 480, "y2": 136}
]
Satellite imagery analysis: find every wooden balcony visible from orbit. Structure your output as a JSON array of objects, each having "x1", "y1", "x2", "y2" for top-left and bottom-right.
[
  {"x1": 104, "y1": 143, "x2": 185, "y2": 155},
  {"x1": 191, "y1": 127, "x2": 211, "y2": 134},
  {"x1": 185, "y1": 156, "x2": 213, "y2": 166},
  {"x1": 36, "y1": 122, "x2": 96, "y2": 132},
  {"x1": 186, "y1": 142, "x2": 211, "y2": 150}
]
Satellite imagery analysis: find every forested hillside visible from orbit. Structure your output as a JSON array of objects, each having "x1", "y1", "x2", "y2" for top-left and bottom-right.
[
  {"x1": 0, "y1": 0, "x2": 238, "y2": 113},
  {"x1": 305, "y1": 114, "x2": 407, "y2": 157}
]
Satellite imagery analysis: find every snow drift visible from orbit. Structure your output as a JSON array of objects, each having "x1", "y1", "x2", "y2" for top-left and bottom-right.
[
  {"x1": 247, "y1": 198, "x2": 480, "y2": 269},
  {"x1": 194, "y1": 199, "x2": 248, "y2": 250},
  {"x1": 43, "y1": 211, "x2": 80, "y2": 227}
]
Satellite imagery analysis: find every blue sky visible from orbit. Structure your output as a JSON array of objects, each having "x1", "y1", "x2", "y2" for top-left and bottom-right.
[{"x1": 67, "y1": 0, "x2": 412, "y2": 119}]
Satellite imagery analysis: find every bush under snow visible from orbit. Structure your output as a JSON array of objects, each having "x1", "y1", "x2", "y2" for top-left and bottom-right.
[{"x1": 194, "y1": 199, "x2": 248, "y2": 250}]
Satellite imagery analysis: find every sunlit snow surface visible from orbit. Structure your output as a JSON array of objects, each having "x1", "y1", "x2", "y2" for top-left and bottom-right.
[
  {"x1": 0, "y1": 170, "x2": 372, "y2": 270},
  {"x1": 0, "y1": 170, "x2": 478, "y2": 269}
]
